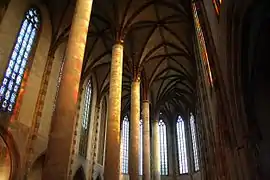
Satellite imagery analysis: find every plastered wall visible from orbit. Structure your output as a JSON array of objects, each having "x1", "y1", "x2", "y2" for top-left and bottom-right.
[{"x1": 0, "y1": 0, "x2": 54, "y2": 177}]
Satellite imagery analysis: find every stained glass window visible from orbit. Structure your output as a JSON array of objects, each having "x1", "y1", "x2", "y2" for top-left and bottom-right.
[
  {"x1": 190, "y1": 114, "x2": 199, "y2": 171},
  {"x1": 79, "y1": 80, "x2": 92, "y2": 157},
  {"x1": 121, "y1": 116, "x2": 129, "y2": 174},
  {"x1": 0, "y1": 8, "x2": 40, "y2": 112},
  {"x1": 159, "y1": 119, "x2": 168, "y2": 175},
  {"x1": 192, "y1": 2, "x2": 213, "y2": 87},
  {"x1": 139, "y1": 120, "x2": 143, "y2": 176},
  {"x1": 176, "y1": 116, "x2": 188, "y2": 174},
  {"x1": 213, "y1": 0, "x2": 222, "y2": 16}
]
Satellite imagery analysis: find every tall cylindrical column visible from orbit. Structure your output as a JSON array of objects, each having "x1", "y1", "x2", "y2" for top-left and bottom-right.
[
  {"x1": 129, "y1": 80, "x2": 140, "y2": 180},
  {"x1": 42, "y1": 0, "x2": 93, "y2": 179},
  {"x1": 142, "y1": 100, "x2": 151, "y2": 180},
  {"x1": 104, "y1": 43, "x2": 124, "y2": 180},
  {"x1": 153, "y1": 119, "x2": 161, "y2": 180}
]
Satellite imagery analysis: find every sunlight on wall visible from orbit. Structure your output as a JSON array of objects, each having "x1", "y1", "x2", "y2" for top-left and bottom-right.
[{"x1": 0, "y1": 137, "x2": 11, "y2": 180}]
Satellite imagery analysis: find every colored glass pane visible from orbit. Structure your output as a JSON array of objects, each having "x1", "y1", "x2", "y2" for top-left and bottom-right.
[
  {"x1": 0, "y1": 8, "x2": 40, "y2": 112},
  {"x1": 192, "y1": 3, "x2": 213, "y2": 86},
  {"x1": 139, "y1": 120, "x2": 143, "y2": 175},
  {"x1": 121, "y1": 116, "x2": 129, "y2": 174},
  {"x1": 213, "y1": 0, "x2": 222, "y2": 16},
  {"x1": 176, "y1": 116, "x2": 188, "y2": 174},
  {"x1": 159, "y1": 119, "x2": 168, "y2": 175},
  {"x1": 79, "y1": 80, "x2": 92, "y2": 157},
  {"x1": 190, "y1": 114, "x2": 199, "y2": 171}
]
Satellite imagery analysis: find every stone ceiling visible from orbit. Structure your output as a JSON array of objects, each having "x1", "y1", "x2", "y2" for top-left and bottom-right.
[{"x1": 46, "y1": 0, "x2": 197, "y2": 121}]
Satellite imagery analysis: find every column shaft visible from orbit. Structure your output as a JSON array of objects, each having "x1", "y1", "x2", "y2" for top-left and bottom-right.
[
  {"x1": 42, "y1": 0, "x2": 93, "y2": 179},
  {"x1": 129, "y1": 81, "x2": 140, "y2": 180},
  {"x1": 104, "y1": 43, "x2": 123, "y2": 180},
  {"x1": 142, "y1": 101, "x2": 151, "y2": 180},
  {"x1": 153, "y1": 120, "x2": 161, "y2": 180}
]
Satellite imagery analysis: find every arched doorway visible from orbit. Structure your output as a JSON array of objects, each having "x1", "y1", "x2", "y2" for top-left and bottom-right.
[
  {"x1": 241, "y1": 1, "x2": 270, "y2": 179},
  {"x1": 73, "y1": 166, "x2": 86, "y2": 180},
  {"x1": 0, "y1": 135, "x2": 11, "y2": 180}
]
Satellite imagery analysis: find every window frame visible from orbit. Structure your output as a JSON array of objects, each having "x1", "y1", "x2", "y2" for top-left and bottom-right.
[
  {"x1": 176, "y1": 115, "x2": 189, "y2": 175},
  {"x1": 78, "y1": 78, "x2": 93, "y2": 157},
  {"x1": 139, "y1": 119, "x2": 143, "y2": 176},
  {"x1": 159, "y1": 119, "x2": 169, "y2": 176},
  {"x1": 0, "y1": 7, "x2": 41, "y2": 113},
  {"x1": 212, "y1": 0, "x2": 222, "y2": 17},
  {"x1": 190, "y1": 113, "x2": 200, "y2": 172},
  {"x1": 121, "y1": 115, "x2": 130, "y2": 174}
]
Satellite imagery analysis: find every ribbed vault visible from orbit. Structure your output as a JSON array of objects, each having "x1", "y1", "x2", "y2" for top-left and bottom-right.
[{"x1": 48, "y1": 0, "x2": 197, "y2": 120}]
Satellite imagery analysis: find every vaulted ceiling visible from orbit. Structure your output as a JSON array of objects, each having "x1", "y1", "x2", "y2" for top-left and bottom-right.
[{"x1": 47, "y1": 0, "x2": 197, "y2": 121}]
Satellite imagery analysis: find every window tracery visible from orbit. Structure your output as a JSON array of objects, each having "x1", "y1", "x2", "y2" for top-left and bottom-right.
[
  {"x1": 121, "y1": 115, "x2": 129, "y2": 174},
  {"x1": 139, "y1": 119, "x2": 143, "y2": 175},
  {"x1": 190, "y1": 113, "x2": 199, "y2": 171},
  {"x1": 0, "y1": 8, "x2": 40, "y2": 112},
  {"x1": 176, "y1": 114, "x2": 200, "y2": 174},
  {"x1": 79, "y1": 80, "x2": 92, "y2": 157},
  {"x1": 176, "y1": 116, "x2": 188, "y2": 174},
  {"x1": 159, "y1": 119, "x2": 168, "y2": 175}
]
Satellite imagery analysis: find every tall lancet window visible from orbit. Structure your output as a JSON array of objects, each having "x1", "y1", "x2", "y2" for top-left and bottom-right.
[
  {"x1": 121, "y1": 115, "x2": 129, "y2": 174},
  {"x1": 159, "y1": 119, "x2": 168, "y2": 175},
  {"x1": 192, "y1": 2, "x2": 213, "y2": 87},
  {"x1": 139, "y1": 120, "x2": 143, "y2": 175},
  {"x1": 190, "y1": 114, "x2": 199, "y2": 171},
  {"x1": 213, "y1": 0, "x2": 222, "y2": 16},
  {"x1": 79, "y1": 80, "x2": 92, "y2": 157},
  {"x1": 0, "y1": 8, "x2": 40, "y2": 112},
  {"x1": 176, "y1": 116, "x2": 188, "y2": 174}
]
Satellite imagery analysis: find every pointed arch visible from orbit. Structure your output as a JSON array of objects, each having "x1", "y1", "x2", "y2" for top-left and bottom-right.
[
  {"x1": 0, "y1": 7, "x2": 41, "y2": 112},
  {"x1": 73, "y1": 166, "x2": 86, "y2": 180},
  {"x1": 176, "y1": 115, "x2": 188, "y2": 174},
  {"x1": 190, "y1": 113, "x2": 199, "y2": 171},
  {"x1": 139, "y1": 119, "x2": 143, "y2": 176},
  {"x1": 121, "y1": 115, "x2": 129, "y2": 174},
  {"x1": 159, "y1": 119, "x2": 168, "y2": 175},
  {"x1": 79, "y1": 78, "x2": 93, "y2": 157}
]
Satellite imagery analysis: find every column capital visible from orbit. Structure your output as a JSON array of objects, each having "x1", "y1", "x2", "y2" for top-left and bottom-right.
[
  {"x1": 143, "y1": 100, "x2": 150, "y2": 104},
  {"x1": 132, "y1": 79, "x2": 140, "y2": 84},
  {"x1": 115, "y1": 39, "x2": 124, "y2": 45}
]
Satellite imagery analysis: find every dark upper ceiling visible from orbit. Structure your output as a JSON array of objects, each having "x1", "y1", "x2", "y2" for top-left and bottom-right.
[{"x1": 46, "y1": 0, "x2": 197, "y2": 121}]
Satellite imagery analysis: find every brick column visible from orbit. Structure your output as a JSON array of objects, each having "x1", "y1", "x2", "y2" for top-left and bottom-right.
[
  {"x1": 142, "y1": 100, "x2": 151, "y2": 180},
  {"x1": 42, "y1": 0, "x2": 93, "y2": 179},
  {"x1": 153, "y1": 119, "x2": 161, "y2": 180},
  {"x1": 104, "y1": 42, "x2": 123, "y2": 180},
  {"x1": 129, "y1": 80, "x2": 140, "y2": 180}
]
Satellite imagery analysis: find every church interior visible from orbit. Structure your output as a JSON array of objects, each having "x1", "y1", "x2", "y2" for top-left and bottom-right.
[{"x1": 0, "y1": 0, "x2": 270, "y2": 179}]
